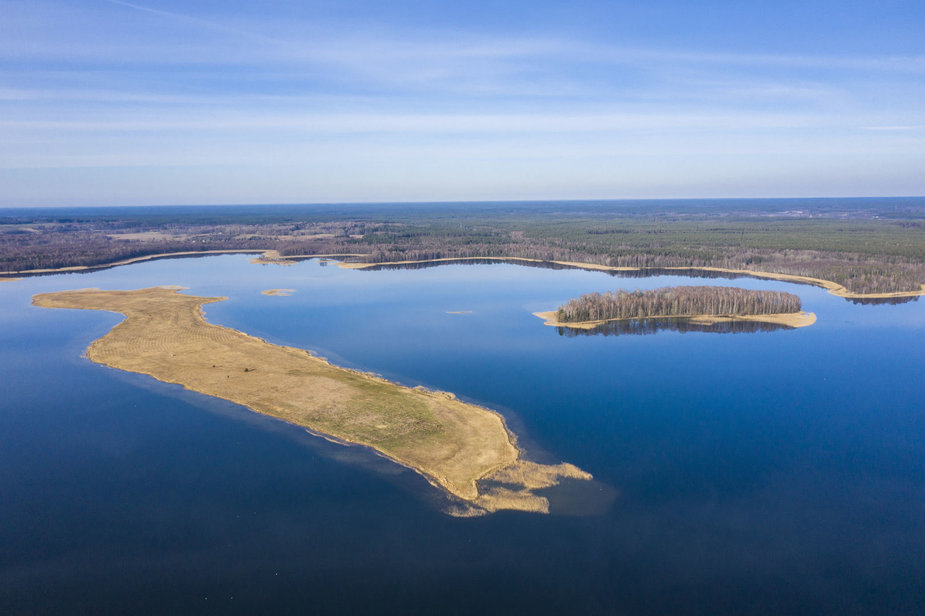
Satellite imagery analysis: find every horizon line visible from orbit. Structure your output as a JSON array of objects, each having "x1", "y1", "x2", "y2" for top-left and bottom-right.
[{"x1": 2, "y1": 195, "x2": 925, "y2": 210}]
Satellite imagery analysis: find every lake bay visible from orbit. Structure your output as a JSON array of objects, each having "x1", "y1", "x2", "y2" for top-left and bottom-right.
[{"x1": 1, "y1": 255, "x2": 923, "y2": 614}]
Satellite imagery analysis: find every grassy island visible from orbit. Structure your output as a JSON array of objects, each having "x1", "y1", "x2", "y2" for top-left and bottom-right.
[
  {"x1": 33, "y1": 287, "x2": 590, "y2": 516},
  {"x1": 536, "y1": 286, "x2": 816, "y2": 330}
]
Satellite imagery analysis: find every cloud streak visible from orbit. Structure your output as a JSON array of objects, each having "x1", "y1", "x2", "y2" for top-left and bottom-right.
[
  {"x1": 101, "y1": 0, "x2": 276, "y2": 44},
  {"x1": 0, "y1": 111, "x2": 831, "y2": 133}
]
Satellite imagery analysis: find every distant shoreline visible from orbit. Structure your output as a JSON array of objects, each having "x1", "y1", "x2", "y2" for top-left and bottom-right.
[
  {"x1": 2, "y1": 249, "x2": 265, "y2": 276},
  {"x1": 0, "y1": 250, "x2": 365, "y2": 277},
  {"x1": 4, "y1": 250, "x2": 923, "y2": 300},
  {"x1": 339, "y1": 256, "x2": 925, "y2": 300},
  {"x1": 533, "y1": 309, "x2": 817, "y2": 330}
]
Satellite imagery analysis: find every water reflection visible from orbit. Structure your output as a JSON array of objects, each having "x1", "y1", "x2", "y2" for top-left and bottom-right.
[
  {"x1": 365, "y1": 259, "x2": 781, "y2": 279},
  {"x1": 361, "y1": 259, "x2": 792, "y2": 283},
  {"x1": 360, "y1": 260, "x2": 922, "y2": 305},
  {"x1": 556, "y1": 317, "x2": 794, "y2": 337},
  {"x1": 848, "y1": 295, "x2": 919, "y2": 305}
]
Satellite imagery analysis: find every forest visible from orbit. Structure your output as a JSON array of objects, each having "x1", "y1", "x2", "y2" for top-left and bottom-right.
[
  {"x1": 2, "y1": 199, "x2": 924, "y2": 295},
  {"x1": 555, "y1": 286, "x2": 802, "y2": 323}
]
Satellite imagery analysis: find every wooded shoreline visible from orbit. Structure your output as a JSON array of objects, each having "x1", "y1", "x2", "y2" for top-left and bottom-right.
[
  {"x1": 4, "y1": 200, "x2": 924, "y2": 295},
  {"x1": 5, "y1": 250, "x2": 923, "y2": 301},
  {"x1": 337, "y1": 256, "x2": 925, "y2": 300}
]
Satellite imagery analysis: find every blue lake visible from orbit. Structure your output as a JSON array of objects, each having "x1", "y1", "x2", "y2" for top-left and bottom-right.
[{"x1": 1, "y1": 255, "x2": 923, "y2": 615}]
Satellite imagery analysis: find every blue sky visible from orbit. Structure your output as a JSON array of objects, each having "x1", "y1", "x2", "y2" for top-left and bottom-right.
[{"x1": 1, "y1": 0, "x2": 923, "y2": 206}]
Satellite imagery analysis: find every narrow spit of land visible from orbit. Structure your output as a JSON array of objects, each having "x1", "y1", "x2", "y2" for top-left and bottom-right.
[
  {"x1": 33, "y1": 287, "x2": 590, "y2": 516},
  {"x1": 535, "y1": 285, "x2": 816, "y2": 330}
]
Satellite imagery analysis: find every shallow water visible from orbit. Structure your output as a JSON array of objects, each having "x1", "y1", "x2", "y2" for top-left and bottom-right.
[{"x1": 1, "y1": 255, "x2": 923, "y2": 615}]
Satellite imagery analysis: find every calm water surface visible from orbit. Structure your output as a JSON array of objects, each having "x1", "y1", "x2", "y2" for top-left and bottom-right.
[{"x1": 1, "y1": 256, "x2": 923, "y2": 615}]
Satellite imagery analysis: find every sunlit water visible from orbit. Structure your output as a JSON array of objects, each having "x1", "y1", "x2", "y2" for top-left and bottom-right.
[{"x1": 1, "y1": 255, "x2": 923, "y2": 615}]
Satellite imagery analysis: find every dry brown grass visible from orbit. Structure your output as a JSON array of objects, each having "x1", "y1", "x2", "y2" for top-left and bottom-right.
[{"x1": 33, "y1": 286, "x2": 590, "y2": 515}]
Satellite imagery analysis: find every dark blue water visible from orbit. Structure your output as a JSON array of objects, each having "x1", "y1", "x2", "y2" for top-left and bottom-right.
[{"x1": 1, "y1": 256, "x2": 923, "y2": 615}]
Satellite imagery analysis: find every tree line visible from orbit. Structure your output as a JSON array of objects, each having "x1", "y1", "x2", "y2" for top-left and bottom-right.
[
  {"x1": 556, "y1": 286, "x2": 802, "y2": 323},
  {"x1": 3, "y1": 204, "x2": 923, "y2": 295}
]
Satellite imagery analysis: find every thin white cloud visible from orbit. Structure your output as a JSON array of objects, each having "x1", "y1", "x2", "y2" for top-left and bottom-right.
[
  {"x1": 5, "y1": 3, "x2": 924, "y2": 79},
  {"x1": 862, "y1": 125, "x2": 925, "y2": 131},
  {"x1": 101, "y1": 0, "x2": 275, "y2": 44},
  {"x1": 584, "y1": 46, "x2": 925, "y2": 73},
  {"x1": 0, "y1": 110, "x2": 826, "y2": 133}
]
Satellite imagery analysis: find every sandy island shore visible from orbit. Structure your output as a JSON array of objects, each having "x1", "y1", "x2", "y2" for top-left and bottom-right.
[
  {"x1": 261, "y1": 288, "x2": 295, "y2": 296},
  {"x1": 337, "y1": 256, "x2": 925, "y2": 300},
  {"x1": 533, "y1": 310, "x2": 817, "y2": 330},
  {"x1": 33, "y1": 287, "x2": 590, "y2": 516}
]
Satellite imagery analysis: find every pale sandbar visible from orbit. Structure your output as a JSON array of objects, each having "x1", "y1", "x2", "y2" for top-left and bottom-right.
[
  {"x1": 261, "y1": 288, "x2": 295, "y2": 296},
  {"x1": 533, "y1": 310, "x2": 817, "y2": 330}
]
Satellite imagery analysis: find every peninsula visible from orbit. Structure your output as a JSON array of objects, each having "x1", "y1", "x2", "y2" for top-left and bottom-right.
[
  {"x1": 535, "y1": 285, "x2": 816, "y2": 330},
  {"x1": 33, "y1": 287, "x2": 590, "y2": 516}
]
